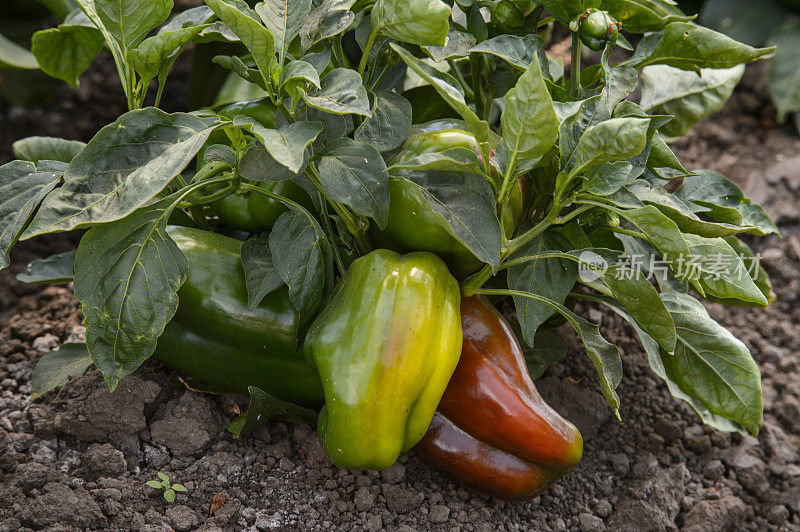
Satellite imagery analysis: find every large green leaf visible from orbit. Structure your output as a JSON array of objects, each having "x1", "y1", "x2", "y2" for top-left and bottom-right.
[
  {"x1": 236, "y1": 118, "x2": 323, "y2": 173},
  {"x1": 241, "y1": 233, "x2": 284, "y2": 310},
  {"x1": 501, "y1": 56, "x2": 558, "y2": 170},
  {"x1": 256, "y1": 0, "x2": 312, "y2": 66},
  {"x1": 371, "y1": 0, "x2": 450, "y2": 46},
  {"x1": 92, "y1": 0, "x2": 171, "y2": 48},
  {"x1": 31, "y1": 21, "x2": 104, "y2": 88},
  {"x1": 0, "y1": 161, "x2": 65, "y2": 269},
  {"x1": 22, "y1": 109, "x2": 221, "y2": 238},
  {"x1": 469, "y1": 34, "x2": 548, "y2": 73},
  {"x1": 317, "y1": 138, "x2": 390, "y2": 228},
  {"x1": 635, "y1": 22, "x2": 775, "y2": 72},
  {"x1": 13, "y1": 137, "x2": 86, "y2": 164},
  {"x1": 268, "y1": 209, "x2": 333, "y2": 326},
  {"x1": 640, "y1": 65, "x2": 744, "y2": 137},
  {"x1": 767, "y1": 22, "x2": 800, "y2": 123},
  {"x1": 507, "y1": 232, "x2": 576, "y2": 346},
  {"x1": 205, "y1": 0, "x2": 277, "y2": 85},
  {"x1": 660, "y1": 291, "x2": 762, "y2": 435},
  {"x1": 73, "y1": 198, "x2": 187, "y2": 391},
  {"x1": 300, "y1": 0, "x2": 355, "y2": 51},
  {"x1": 354, "y1": 90, "x2": 412, "y2": 152},
  {"x1": 16, "y1": 250, "x2": 76, "y2": 284},
  {"x1": 569, "y1": 117, "x2": 651, "y2": 177},
  {"x1": 302, "y1": 68, "x2": 371, "y2": 116},
  {"x1": 129, "y1": 23, "x2": 209, "y2": 84},
  {"x1": 31, "y1": 343, "x2": 93, "y2": 399},
  {"x1": 0, "y1": 32, "x2": 39, "y2": 70},
  {"x1": 601, "y1": 0, "x2": 694, "y2": 33}
]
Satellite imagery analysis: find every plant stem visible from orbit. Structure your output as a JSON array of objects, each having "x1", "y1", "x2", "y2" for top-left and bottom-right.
[
  {"x1": 506, "y1": 216, "x2": 554, "y2": 254},
  {"x1": 470, "y1": 55, "x2": 486, "y2": 119},
  {"x1": 318, "y1": 196, "x2": 347, "y2": 274},
  {"x1": 357, "y1": 25, "x2": 379, "y2": 78},
  {"x1": 570, "y1": 33, "x2": 582, "y2": 97},
  {"x1": 611, "y1": 227, "x2": 647, "y2": 240}
]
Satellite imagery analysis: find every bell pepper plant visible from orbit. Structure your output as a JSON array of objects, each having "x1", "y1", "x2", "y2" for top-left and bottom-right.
[{"x1": 1, "y1": 0, "x2": 781, "y2": 499}]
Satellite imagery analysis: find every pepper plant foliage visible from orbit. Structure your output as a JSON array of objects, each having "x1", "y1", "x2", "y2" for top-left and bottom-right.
[{"x1": 2, "y1": 0, "x2": 779, "y2": 435}]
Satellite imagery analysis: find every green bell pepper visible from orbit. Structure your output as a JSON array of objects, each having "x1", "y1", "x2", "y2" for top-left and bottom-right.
[
  {"x1": 153, "y1": 226, "x2": 324, "y2": 406},
  {"x1": 575, "y1": 9, "x2": 619, "y2": 52},
  {"x1": 212, "y1": 179, "x2": 315, "y2": 233},
  {"x1": 305, "y1": 249, "x2": 463, "y2": 470},
  {"x1": 370, "y1": 121, "x2": 529, "y2": 277}
]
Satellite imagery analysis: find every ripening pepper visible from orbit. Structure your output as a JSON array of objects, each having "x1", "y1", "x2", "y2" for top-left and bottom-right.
[
  {"x1": 415, "y1": 296, "x2": 583, "y2": 500},
  {"x1": 370, "y1": 120, "x2": 529, "y2": 277},
  {"x1": 305, "y1": 249, "x2": 463, "y2": 470},
  {"x1": 152, "y1": 226, "x2": 324, "y2": 406}
]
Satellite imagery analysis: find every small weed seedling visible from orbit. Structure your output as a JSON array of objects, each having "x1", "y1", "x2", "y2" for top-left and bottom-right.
[{"x1": 146, "y1": 472, "x2": 187, "y2": 503}]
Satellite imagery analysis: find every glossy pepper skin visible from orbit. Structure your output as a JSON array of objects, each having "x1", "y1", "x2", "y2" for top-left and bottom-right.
[
  {"x1": 153, "y1": 226, "x2": 324, "y2": 406},
  {"x1": 415, "y1": 296, "x2": 583, "y2": 500},
  {"x1": 370, "y1": 121, "x2": 529, "y2": 278},
  {"x1": 305, "y1": 249, "x2": 462, "y2": 470},
  {"x1": 212, "y1": 180, "x2": 315, "y2": 233}
]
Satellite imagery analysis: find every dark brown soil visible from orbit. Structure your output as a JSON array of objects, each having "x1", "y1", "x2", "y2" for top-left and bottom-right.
[{"x1": 1, "y1": 59, "x2": 799, "y2": 531}]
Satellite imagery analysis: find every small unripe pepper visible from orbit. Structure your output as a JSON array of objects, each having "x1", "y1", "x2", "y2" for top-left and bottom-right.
[{"x1": 572, "y1": 9, "x2": 620, "y2": 51}]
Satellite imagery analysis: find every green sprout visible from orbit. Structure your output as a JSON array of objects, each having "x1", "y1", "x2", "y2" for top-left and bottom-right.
[{"x1": 146, "y1": 472, "x2": 187, "y2": 502}]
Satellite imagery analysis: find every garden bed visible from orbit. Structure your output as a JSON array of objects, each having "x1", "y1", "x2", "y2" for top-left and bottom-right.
[{"x1": 1, "y1": 61, "x2": 799, "y2": 531}]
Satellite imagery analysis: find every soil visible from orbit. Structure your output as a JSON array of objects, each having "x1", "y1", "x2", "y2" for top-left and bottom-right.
[{"x1": 1, "y1": 57, "x2": 800, "y2": 531}]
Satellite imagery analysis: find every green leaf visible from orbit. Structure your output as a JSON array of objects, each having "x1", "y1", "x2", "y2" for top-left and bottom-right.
[
  {"x1": 146, "y1": 480, "x2": 163, "y2": 489},
  {"x1": 391, "y1": 44, "x2": 490, "y2": 142},
  {"x1": 720, "y1": 236, "x2": 775, "y2": 306},
  {"x1": 279, "y1": 59, "x2": 321, "y2": 99},
  {"x1": 256, "y1": 0, "x2": 311, "y2": 66},
  {"x1": 531, "y1": 0, "x2": 583, "y2": 24},
  {"x1": 73, "y1": 198, "x2": 187, "y2": 391},
  {"x1": 164, "y1": 489, "x2": 176, "y2": 502},
  {"x1": 634, "y1": 22, "x2": 775, "y2": 72},
  {"x1": 16, "y1": 250, "x2": 76, "y2": 284},
  {"x1": 30, "y1": 342, "x2": 93, "y2": 399},
  {"x1": 504, "y1": 289, "x2": 622, "y2": 415},
  {"x1": 682, "y1": 233, "x2": 768, "y2": 307},
  {"x1": 570, "y1": 117, "x2": 651, "y2": 177},
  {"x1": 300, "y1": 0, "x2": 355, "y2": 51},
  {"x1": 661, "y1": 292, "x2": 762, "y2": 434},
  {"x1": 392, "y1": 172, "x2": 502, "y2": 269},
  {"x1": 302, "y1": 67, "x2": 371, "y2": 116},
  {"x1": 354, "y1": 90, "x2": 412, "y2": 152},
  {"x1": 676, "y1": 170, "x2": 779, "y2": 236},
  {"x1": 371, "y1": 0, "x2": 451, "y2": 46},
  {"x1": 602, "y1": 0, "x2": 695, "y2": 33},
  {"x1": 317, "y1": 138, "x2": 390, "y2": 228},
  {"x1": 469, "y1": 34, "x2": 548, "y2": 73},
  {"x1": 640, "y1": 65, "x2": 744, "y2": 138},
  {"x1": 501, "y1": 55, "x2": 558, "y2": 169},
  {"x1": 31, "y1": 24, "x2": 104, "y2": 88},
  {"x1": 241, "y1": 234, "x2": 284, "y2": 310},
  {"x1": 171, "y1": 484, "x2": 187, "y2": 492},
  {"x1": 508, "y1": 232, "x2": 576, "y2": 346},
  {"x1": 767, "y1": 22, "x2": 800, "y2": 123},
  {"x1": 22, "y1": 109, "x2": 221, "y2": 239},
  {"x1": 0, "y1": 32, "x2": 39, "y2": 70},
  {"x1": 236, "y1": 118, "x2": 322, "y2": 173},
  {"x1": 422, "y1": 28, "x2": 476, "y2": 62},
  {"x1": 92, "y1": 0, "x2": 171, "y2": 48},
  {"x1": 129, "y1": 23, "x2": 208, "y2": 84},
  {"x1": 227, "y1": 386, "x2": 317, "y2": 438},
  {"x1": 647, "y1": 132, "x2": 689, "y2": 174},
  {"x1": 213, "y1": 55, "x2": 268, "y2": 90},
  {"x1": 0, "y1": 161, "x2": 64, "y2": 269},
  {"x1": 205, "y1": 0, "x2": 277, "y2": 85},
  {"x1": 157, "y1": 472, "x2": 169, "y2": 482},
  {"x1": 583, "y1": 161, "x2": 634, "y2": 196},
  {"x1": 520, "y1": 327, "x2": 567, "y2": 381},
  {"x1": 12, "y1": 136, "x2": 85, "y2": 164},
  {"x1": 268, "y1": 210, "x2": 333, "y2": 326}
]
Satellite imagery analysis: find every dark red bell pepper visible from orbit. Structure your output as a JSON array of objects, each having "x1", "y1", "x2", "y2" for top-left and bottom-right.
[{"x1": 415, "y1": 295, "x2": 583, "y2": 500}]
